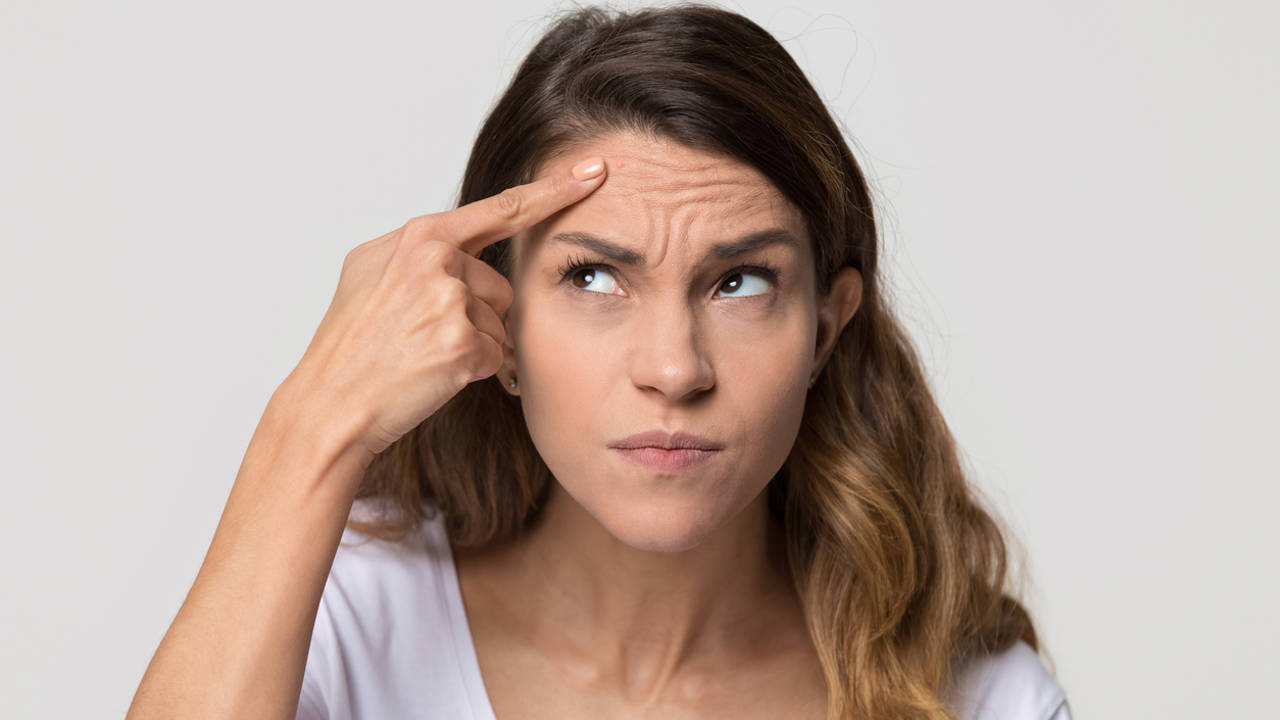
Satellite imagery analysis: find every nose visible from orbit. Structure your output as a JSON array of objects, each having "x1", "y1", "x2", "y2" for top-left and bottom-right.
[{"x1": 627, "y1": 305, "x2": 716, "y2": 402}]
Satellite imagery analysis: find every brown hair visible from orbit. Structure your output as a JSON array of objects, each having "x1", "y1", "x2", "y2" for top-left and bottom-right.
[{"x1": 349, "y1": 4, "x2": 1041, "y2": 718}]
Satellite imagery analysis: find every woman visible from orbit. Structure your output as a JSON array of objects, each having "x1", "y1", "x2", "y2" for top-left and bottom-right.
[{"x1": 128, "y1": 4, "x2": 1071, "y2": 719}]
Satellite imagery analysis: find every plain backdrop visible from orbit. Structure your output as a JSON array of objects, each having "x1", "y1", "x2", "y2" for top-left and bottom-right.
[{"x1": 2, "y1": 0, "x2": 1276, "y2": 717}]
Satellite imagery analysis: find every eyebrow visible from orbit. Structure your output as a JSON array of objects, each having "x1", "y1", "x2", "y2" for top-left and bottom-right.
[{"x1": 546, "y1": 228, "x2": 800, "y2": 267}]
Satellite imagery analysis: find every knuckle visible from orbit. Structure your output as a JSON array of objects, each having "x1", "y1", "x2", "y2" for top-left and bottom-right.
[
  {"x1": 407, "y1": 212, "x2": 437, "y2": 233},
  {"x1": 440, "y1": 316, "x2": 474, "y2": 353},
  {"x1": 441, "y1": 276, "x2": 470, "y2": 306},
  {"x1": 429, "y1": 277, "x2": 470, "y2": 315},
  {"x1": 496, "y1": 286, "x2": 515, "y2": 315},
  {"x1": 459, "y1": 336, "x2": 496, "y2": 378},
  {"x1": 403, "y1": 214, "x2": 438, "y2": 237},
  {"x1": 441, "y1": 331, "x2": 480, "y2": 385},
  {"x1": 494, "y1": 187, "x2": 523, "y2": 219},
  {"x1": 418, "y1": 238, "x2": 452, "y2": 265},
  {"x1": 546, "y1": 170, "x2": 573, "y2": 196},
  {"x1": 475, "y1": 341, "x2": 503, "y2": 377},
  {"x1": 410, "y1": 238, "x2": 456, "y2": 274}
]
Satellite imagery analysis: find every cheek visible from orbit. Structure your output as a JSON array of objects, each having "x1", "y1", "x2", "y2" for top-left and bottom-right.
[
  {"x1": 509, "y1": 295, "x2": 620, "y2": 467},
  {"x1": 513, "y1": 293, "x2": 619, "y2": 386},
  {"x1": 717, "y1": 320, "x2": 813, "y2": 458}
]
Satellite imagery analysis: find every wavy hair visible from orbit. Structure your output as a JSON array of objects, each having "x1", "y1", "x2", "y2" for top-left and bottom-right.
[{"x1": 348, "y1": 4, "x2": 1041, "y2": 718}]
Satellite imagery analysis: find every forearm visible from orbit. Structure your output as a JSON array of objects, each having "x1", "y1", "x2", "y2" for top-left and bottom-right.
[{"x1": 127, "y1": 385, "x2": 370, "y2": 719}]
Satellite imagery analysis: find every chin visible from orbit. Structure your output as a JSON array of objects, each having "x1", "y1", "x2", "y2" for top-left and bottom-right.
[{"x1": 584, "y1": 492, "x2": 730, "y2": 553}]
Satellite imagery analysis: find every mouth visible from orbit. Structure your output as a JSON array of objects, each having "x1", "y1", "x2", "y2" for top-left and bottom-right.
[
  {"x1": 609, "y1": 430, "x2": 724, "y2": 451},
  {"x1": 608, "y1": 430, "x2": 724, "y2": 472},
  {"x1": 612, "y1": 446, "x2": 719, "y2": 472}
]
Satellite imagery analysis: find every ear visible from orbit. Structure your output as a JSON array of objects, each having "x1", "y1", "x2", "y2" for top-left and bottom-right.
[
  {"x1": 811, "y1": 266, "x2": 863, "y2": 382},
  {"x1": 498, "y1": 319, "x2": 520, "y2": 396}
]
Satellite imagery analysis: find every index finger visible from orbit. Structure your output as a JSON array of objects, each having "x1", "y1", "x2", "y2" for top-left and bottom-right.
[{"x1": 440, "y1": 156, "x2": 608, "y2": 258}]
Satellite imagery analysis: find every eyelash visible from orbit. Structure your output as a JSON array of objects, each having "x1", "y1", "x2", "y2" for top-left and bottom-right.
[{"x1": 554, "y1": 252, "x2": 782, "y2": 298}]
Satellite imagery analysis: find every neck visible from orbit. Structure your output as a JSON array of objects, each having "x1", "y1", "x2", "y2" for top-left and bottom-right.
[{"x1": 482, "y1": 482, "x2": 800, "y2": 703}]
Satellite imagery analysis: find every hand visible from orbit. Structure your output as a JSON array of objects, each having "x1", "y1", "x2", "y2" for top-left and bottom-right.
[{"x1": 285, "y1": 156, "x2": 608, "y2": 463}]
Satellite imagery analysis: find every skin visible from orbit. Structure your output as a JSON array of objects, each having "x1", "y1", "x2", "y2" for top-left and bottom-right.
[{"x1": 454, "y1": 131, "x2": 863, "y2": 719}]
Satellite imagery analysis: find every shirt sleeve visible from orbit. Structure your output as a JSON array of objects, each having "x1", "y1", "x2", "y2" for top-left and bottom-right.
[
  {"x1": 946, "y1": 641, "x2": 1071, "y2": 720},
  {"x1": 1045, "y1": 697, "x2": 1073, "y2": 720}
]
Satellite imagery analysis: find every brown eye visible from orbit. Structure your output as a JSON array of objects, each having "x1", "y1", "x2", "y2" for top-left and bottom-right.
[
  {"x1": 563, "y1": 265, "x2": 620, "y2": 295},
  {"x1": 717, "y1": 269, "x2": 772, "y2": 298}
]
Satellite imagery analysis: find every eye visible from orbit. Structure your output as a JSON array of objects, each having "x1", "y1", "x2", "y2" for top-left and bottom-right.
[
  {"x1": 556, "y1": 254, "x2": 781, "y2": 299},
  {"x1": 567, "y1": 265, "x2": 622, "y2": 295},
  {"x1": 717, "y1": 270, "x2": 772, "y2": 298}
]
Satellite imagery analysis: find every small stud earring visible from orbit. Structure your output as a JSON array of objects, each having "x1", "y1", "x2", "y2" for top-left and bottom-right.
[{"x1": 507, "y1": 378, "x2": 517, "y2": 388}]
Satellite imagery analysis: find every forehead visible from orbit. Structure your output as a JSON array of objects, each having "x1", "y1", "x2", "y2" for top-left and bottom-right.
[{"x1": 520, "y1": 132, "x2": 806, "y2": 259}]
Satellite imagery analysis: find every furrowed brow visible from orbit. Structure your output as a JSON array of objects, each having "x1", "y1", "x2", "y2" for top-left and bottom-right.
[{"x1": 547, "y1": 229, "x2": 799, "y2": 267}]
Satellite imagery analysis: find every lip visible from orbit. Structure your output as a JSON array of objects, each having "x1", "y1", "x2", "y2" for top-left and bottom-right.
[
  {"x1": 608, "y1": 430, "x2": 724, "y2": 451},
  {"x1": 613, "y1": 447, "x2": 718, "y2": 472},
  {"x1": 609, "y1": 430, "x2": 724, "y2": 473}
]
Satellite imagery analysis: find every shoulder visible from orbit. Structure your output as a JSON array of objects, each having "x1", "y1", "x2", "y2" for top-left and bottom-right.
[
  {"x1": 945, "y1": 640, "x2": 1072, "y2": 720},
  {"x1": 298, "y1": 500, "x2": 477, "y2": 718},
  {"x1": 322, "y1": 498, "x2": 451, "y2": 613}
]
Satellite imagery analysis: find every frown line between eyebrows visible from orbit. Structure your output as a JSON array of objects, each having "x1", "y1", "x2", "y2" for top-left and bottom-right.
[{"x1": 546, "y1": 229, "x2": 800, "y2": 268}]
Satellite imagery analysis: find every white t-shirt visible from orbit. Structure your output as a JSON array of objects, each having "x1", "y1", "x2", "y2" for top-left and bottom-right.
[{"x1": 296, "y1": 500, "x2": 1072, "y2": 720}]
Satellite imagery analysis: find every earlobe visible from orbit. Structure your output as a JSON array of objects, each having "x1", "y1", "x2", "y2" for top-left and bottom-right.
[{"x1": 501, "y1": 325, "x2": 519, "y2": 395}]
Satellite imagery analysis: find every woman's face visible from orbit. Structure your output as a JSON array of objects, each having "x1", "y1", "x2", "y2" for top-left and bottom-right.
[{"x1": 504, "y1": 131, "x2": 828, "y2": 552}]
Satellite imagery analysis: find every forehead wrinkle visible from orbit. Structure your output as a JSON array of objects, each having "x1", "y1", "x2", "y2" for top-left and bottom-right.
[
  {"x1": 537, "y1": 182, "x2": 797, "y2": 274},
  {"x1": 617, "y1": 177, "x2": 781, "y2": 233},
  {"x1": 603, "y1": 148, "x2": 768, "y2": 195},
  {"x1": 640, "y1": 167, "x2": 765, "y2": 194},
  {"x1": 524, "y1": 134, "x2": 806, "y2": 278}
]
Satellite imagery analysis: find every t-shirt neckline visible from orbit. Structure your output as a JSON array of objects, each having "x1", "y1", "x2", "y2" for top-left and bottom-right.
[{"x1": 428, "y1": 515, "x2": 500, "y2": 720}]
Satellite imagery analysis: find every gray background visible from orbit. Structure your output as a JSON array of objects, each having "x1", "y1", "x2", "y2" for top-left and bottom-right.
[{"x1": 2, "y1": 0, "x2": 1276, "y2": 717}]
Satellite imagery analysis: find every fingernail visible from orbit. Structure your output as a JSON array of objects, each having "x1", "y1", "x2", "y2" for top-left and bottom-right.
[{"x1": 571, "y1": 157, "x2": 605, "y2": 181}]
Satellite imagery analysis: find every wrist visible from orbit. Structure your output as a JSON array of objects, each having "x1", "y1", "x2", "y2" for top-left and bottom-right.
[{"x1": 262, "y1": 374, "x2": 376, "y2": 484}]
